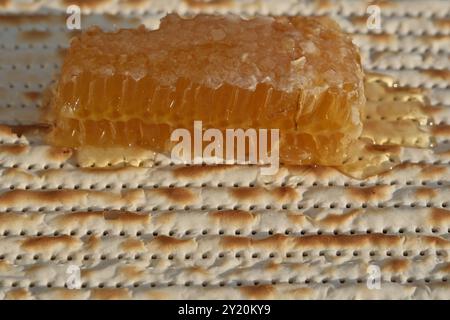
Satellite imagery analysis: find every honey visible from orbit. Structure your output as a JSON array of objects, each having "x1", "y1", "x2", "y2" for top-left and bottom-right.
[
  {"x1": 45, "y1": 14, "x2": 433, "y2": 178},
  {"x1": 46, "y1": 14, "x2": 365, "y2": 166}
]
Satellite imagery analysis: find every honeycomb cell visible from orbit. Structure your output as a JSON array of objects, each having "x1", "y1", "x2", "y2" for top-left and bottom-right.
[{"x1": 46, "y1": 14, "x2": 365, "y2": 167}]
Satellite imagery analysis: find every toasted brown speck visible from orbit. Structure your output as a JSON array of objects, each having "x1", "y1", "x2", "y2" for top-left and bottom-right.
[
  {"x1": 220, "y1": 235, "x2": 252, "y2": 249},
  {"x1": 120, "y1": 238, "x2": 145, "y2": 251},
  {"x1": 19, "y1": 30, "x2": 51, "y2": 42},
  {"x1": 422, "y1": 69, "x2": 450, "y2": 81},
  {"x1": 382, "y1": 258, "x2": 410, "y2": 273},
  {"x1": 4, "y1": 288, "x2": 30, "y2": 300},
  {"x1": 272, "y1": 187, "x2": 298, "y2": 202},
  {"x1": 119, "y1": 265, "x2": 144, "y2": 279},
  {"x1": 347, "y1": 185, "x2": 391, "y2": 202},
  {"x1": 432, "y1": 124, "x2": 450, "y2": 137},
  {"x1": 90, "y1": 288, "x2": 131, "y2": 300},
  {"x1": 62, "y1": 0, "x2": 110, "y2": 8},
  {"x1": 47, "y1": 146, "x2": 73, "y2": 161},
  {"x1": 420, "y1": 165, "x2": 447, "y2": 179},
  {"x1": 429, "y1": 208, "x2": 450, "y2": 225},
  {"x1": 240, "y1": 285, "x2": 275, "y2": 299},
  {"x1": 23, "y1": 91, "x2": 41, "y2": 102},
  {"x1": 150, "y1": 235, "x2": 195, "y2": 251},
  {"x1": 318, "y1": 210, "x2": 360, "y2": 227},
  {"x1": 423, "y1": 235, "x2": 450, "y2": 248},
  {"x1": 154, "y1": 188, "x2": 197, "y2": 204},
  {"x1": 173, "y1": 164, "x2": 228, "y2": 179},
  {"x1": 183, "y1": 0, "x2": 232, "y2": 9},
  {"x1": 0, "y1": 144, "x2": 29, "y2": 155},
  {"x1": 415, "y1": 187, "x2": 437, "y2": 199},
  {"x1": 229, "y1": 187, "x2": 264, "y2": 201},
  {"x1": 103, "y1": 210, "x2": 150, "y2": 223},
  {"x1": 21, "y1": 235, "x2": 78, "y2": 251}
]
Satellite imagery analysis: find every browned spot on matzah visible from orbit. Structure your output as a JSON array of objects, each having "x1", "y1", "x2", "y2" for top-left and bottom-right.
[
  {"x1": 0, "y1": 0, "x2": 10, "y2": 8},
  {"x1": 0, "y1": 189, "x2": 81, "y2": 205},
  {"x1": 347, "y1": 185, "x2": 391, "y2": 202},
  {"x1": 265, "y1": 261, "x2": 280, "y2": 272},
  {"x1": 432, "y1": 124, "x2": 450, "y2": 137},
  {"x1": 422, "y1": 69, "x2": 450, "y2": 81},
  {"x1": 150, "y1": 235, "x2": 194, "y2": 250},
  {"x1": 0, "y1": 14, "x2": 57, "y2": 25},
  {"x1": 46, "y1": 146, "x2": 73, "y2": 161},
  {"x1": 120, "y1": 238, "x2": 145, "y2": 251},
  {"x1": 318, "y1": 210, "x2": 361, "y2": 227},
  {"x1": 19, "y1": 30, "x2": 51, "y2": 42},
  {"x1": 294, "y1": 234, "x2": 401, "y2": 248},
  {"x1": 423, "y1": 235, "x2": 450, "y2": 247},
  {"x1": 0, "y1": 260, "x2": 12, "y2": 272},
  {"x1": 9, "y1": 124, "x2": 51, "y2": 137},
  {"x1": 2, "y1": 168, "x2": 35, "y2": 181},
  {"x1": 229, "y1": 187, "x2": 264, "y2": 201},
  {"x1": 121, "y1": 0, "x2": 148, "y2": 4},
  {"x1": 85, "y1": 235, "x2": 101, "y2": 250},
  {"x1": 272, "y1": 187, "x2": 298, "y2": 202},
  {"x1": 369, "y1": 0, "x2": 397, "y2": 8},
  {"x1": 429, "y1": 208, "x2": 450, "y2": 225},
  {"x1": 220, "y1": 235, "x2": 252, "y2": 249},
  {"x1": 47, "y1": 288, "x2": 86, "y2": 300},
  {"x1": 4, "y1": 288, "x2": 30, "y2": 300},
  {"x1": 240, "y1": 285, "x2": 275, "y2": 299},
  {"x1": 119, "y1": 265, "x2": 144, "y2": 279},
  {"x1": 315, "y1": 0, "x2": 333, "y2": 10},
  {"x1": 23, "y1": 91, "x2": 41, "y2": 103},
  {"x1": 57, "y1": 47, "x2": 68, "y2": 60},
  {"x1": 0, "y1": 144, "x2": 29, "y2": 155},
  {"x1": 287, "y1": 213, "x2": 307, "y2": 225},
  {"x1": 209, "y1": 210, "x2": 255, "y2": 223},
  {"x1": 90, "y1": 288, "x2": 131, "y2": 300},
  {"x1": 349, "y1": 15, "x2": 369, "y2": 26},
  {"x1": 366, "y1": 144, "x2": 401, "y2": 154},
  {"x1": 286, "y1": 165, "x2": 334, "y2": 179},
  {"x1": 21, "y1": 235, "x2": 78, "y2": 251},
  {"x1": 382, "y1": 258, "x2": 410, "y2": 273},
  {"x1": 173, "y1": 164, "x2": 228, "y2": 179},
  {"x1": 0, "y1": 124, "x2": 14, "y2": 136},
  {"x1": 183, "y1": 0, "x2": 233, "y2": 8},
  {"x1": 155, "y1": 188, "x2": 197, "y2": 204},
  {"x1": 54, "y1": 211, "x2": 104, "y2": 226},
  {"x1": 433, "y1": 18, "x2": 450, "y2": 28},
  {"x1": 140, "y1": 291, "x2": 169, "y2": 299},
  {"x1": 438, "y1": 263, "x2": 450, "y2": 273},
  {"x1": 62, "y1": 0, "x2": 110, "y2": 8},
  {"x1": 420, "y1": 165, "x2": 447, "y2": 179},
  {"x1": 0, "y1": 211, "x2": 39, "y2": 226},
  {"x1": 103, "y1": 210, "x2": 149, "y2": 223},
  {"x1": 188, "y1": 266, "x2": 209, "y2": 275},
  {"x1": 415, "y1": 187, "x2": 438, "y2": 199}
]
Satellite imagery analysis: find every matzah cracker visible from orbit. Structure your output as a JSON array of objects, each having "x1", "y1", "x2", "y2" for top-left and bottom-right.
[{"x1": 0, "y1": 0, "x2": 449, "y2": 299}]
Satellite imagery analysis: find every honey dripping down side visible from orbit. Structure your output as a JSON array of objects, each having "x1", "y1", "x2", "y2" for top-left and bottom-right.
[{"x1": 44, "y1": 15, "x2": 434, "y2": 179}]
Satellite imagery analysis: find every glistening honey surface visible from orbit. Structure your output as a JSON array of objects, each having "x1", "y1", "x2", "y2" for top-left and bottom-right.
[
  {"x1": 46, "y1": 14, "x2": 365, "y2": 168},
  {"x1": 46, "y1": 15, "x2": 433, "y2": 178}
]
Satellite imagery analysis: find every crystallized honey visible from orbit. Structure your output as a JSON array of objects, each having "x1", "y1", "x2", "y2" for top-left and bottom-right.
[{"x1": 46, "y1": 14, "x2": 365, "y2": 167}]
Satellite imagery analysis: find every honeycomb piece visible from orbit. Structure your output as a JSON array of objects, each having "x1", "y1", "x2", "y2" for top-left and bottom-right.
[{"x1": 46, "y1": 14, "x2": 365, "y2": 167}]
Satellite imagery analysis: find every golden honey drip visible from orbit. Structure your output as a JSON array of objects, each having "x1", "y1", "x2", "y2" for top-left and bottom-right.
[{"x1": 335, "y1": 72, "x2": 433, "y2": 178}]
